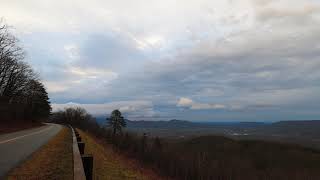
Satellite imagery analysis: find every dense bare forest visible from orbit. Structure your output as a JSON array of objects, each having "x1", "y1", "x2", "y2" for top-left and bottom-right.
[
  {"x1": 0, "y1": 20, "x2": 51, "y2": 124},
  {"x1": 51, "y1": 108, "x2": 320, "y2": 180}
]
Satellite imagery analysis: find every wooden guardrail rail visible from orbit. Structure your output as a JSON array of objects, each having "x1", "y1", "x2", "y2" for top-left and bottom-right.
[
  {"x1": 70, "y1": 127, "x2": 86, "y2": 180},
  {"x1": 70, "y1": 126, "x2": 93, "y2": 180}
]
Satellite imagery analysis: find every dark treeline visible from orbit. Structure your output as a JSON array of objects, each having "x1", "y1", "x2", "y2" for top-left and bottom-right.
[
  {"x1": 0, "y1": 20, "x2": 51, "y2": 123},
  {"x1": 49, "y1": 107, "x2": 100, "y2": 131},
  {"x1": 52, "y1": 107, "x2": 320, "y2": 180}
]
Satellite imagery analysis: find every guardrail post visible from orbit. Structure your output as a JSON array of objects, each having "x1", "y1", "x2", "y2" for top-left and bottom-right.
[
  {"x1": 78, "y1": 142, "x2": 85, "y2": 155},
  {"x1": 77, "y1": 136, "x2": 82, "y2": 142},
  {"x1": 82, "y1": 154, "x2": 93, "y2": 180}
]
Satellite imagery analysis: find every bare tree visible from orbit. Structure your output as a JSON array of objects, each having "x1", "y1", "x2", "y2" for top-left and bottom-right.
[
  {"x1": 0, "y1": 19, "x2": 50, "y2": 122},
  {"x1": 0, "y1": 19, "x2": 27, "y2": 98}
]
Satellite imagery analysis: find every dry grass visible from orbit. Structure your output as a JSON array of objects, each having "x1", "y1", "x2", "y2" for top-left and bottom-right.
[
  {"x1": 78, "y1": 129, "x2": 167, "y2": 180},
  {"x1": 7, "y1": 127, "x2": 73, "y2": 180}
]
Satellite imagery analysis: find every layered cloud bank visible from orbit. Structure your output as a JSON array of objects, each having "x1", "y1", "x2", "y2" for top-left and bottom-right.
[{"x1": 2, "y1": 0, "x2": 320, "y2": 121}]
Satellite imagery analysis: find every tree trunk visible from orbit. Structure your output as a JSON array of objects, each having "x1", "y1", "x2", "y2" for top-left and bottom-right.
[{"x1": 113, "y1": 127, "x2": 116, "y2": 137}]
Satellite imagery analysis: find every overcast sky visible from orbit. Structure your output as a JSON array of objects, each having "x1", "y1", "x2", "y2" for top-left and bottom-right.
[{"x1": 1, "y1": 0, "x2": 320, "y2": 121}]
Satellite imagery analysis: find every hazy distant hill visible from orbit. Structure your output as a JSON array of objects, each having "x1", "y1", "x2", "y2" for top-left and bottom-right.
[
  {"x1": 96, "y1": 116, "x2": 320, "y2": 147},
  {"x1": 261, "y1": 120, "x2": 320, "y2": 139},
  {"x1": 96, "y1": 116, "x2": 266, "y2": 128},
  {"x1": 126, "y1": 119, "x2": 196, "y2": 128},
  {"x1": 96, "y1": 117, "x2": 193, "y2": 126},
  {"x1": 272, "y1": 120, "x2": 320, "y2": 127}
]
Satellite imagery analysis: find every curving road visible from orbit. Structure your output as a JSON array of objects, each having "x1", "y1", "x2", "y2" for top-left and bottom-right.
[{"x1": 0, "y1": 123, "x2": 62, "y2": 177}]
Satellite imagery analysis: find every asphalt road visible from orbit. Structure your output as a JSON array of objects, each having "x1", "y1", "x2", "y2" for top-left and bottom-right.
[{"x1": 0, "y1": 123, "x2": 62, "y2": 177}]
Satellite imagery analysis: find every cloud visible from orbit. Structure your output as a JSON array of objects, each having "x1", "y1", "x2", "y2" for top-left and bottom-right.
[
  {"x1": 52, "y1": 100, "x2": 157, "y2": 120},
  {"x1": 43, "y1": 64, "x2": 118, "y2": 99},
  {"x1": 64, "y1": 44, "x2": 80, "y2": 60},
  {"x1": 2, "y1": 0, "x2": 320, "y2": 121},
  {"x1": 177, "y1": 97, "x2": 226, "y2": 110},
  {"x1": 74, "y1": 34, "x2": 145, "y2": 71},
  {"x1": 177, "y1": 97, "x2": 193, "y2": 107},
  {"x1": 255, "y1": 2, "x2": 320, "y2": 23}
]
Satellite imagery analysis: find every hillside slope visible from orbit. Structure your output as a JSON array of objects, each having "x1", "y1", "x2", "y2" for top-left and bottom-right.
[{"x1": 78, "y1": 130, "x2": 168, "y2": 180}]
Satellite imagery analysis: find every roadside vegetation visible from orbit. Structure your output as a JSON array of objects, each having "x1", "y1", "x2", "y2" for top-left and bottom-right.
[
  {"x1": 78, "y1": 129, "x2": 166, "y2": 180},
  {"x1": 0, "y1": 20, "x2": 51, "y2": 129},
  {"x1": 51, "y1": 107, "x2": 320, "y2": 180},
  {"x1": 7, "y1": 127, "x2": 73, "y2": 180}
]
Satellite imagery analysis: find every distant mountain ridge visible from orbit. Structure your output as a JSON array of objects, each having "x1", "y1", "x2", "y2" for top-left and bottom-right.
[
  {"x1": 273, "y1": 120, "x2": 320, "y2": 126},
  {"x1": 95, "y1": 116, "x2": 267, "y2": 128},
  {"x1": 126, "y1": 119, "x2": 195, "y2": 128},
  {"x1": 96, "y1": 117, "x2": 195, "y2": 127},
  {"x1": 96, "y1": 115, "x2": 320, "y2": 128}
]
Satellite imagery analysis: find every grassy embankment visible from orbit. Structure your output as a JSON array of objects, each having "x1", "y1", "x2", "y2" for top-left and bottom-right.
[
  {"x1": 78, "y1": 129, "x2": 167, "y2": 180},
  {"x1": 7, "y1": 127, "x2": 73, "y2": 180}
]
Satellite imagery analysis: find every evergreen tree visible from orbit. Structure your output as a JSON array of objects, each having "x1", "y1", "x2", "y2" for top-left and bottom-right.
[{"x1": 106, "y1": 109, "x2": 126, "y2": 136}]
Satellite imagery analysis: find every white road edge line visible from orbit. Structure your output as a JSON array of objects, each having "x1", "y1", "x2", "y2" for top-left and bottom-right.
[{"x1": 0, "y1": 125, "x2": 53, "y2": 144}]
